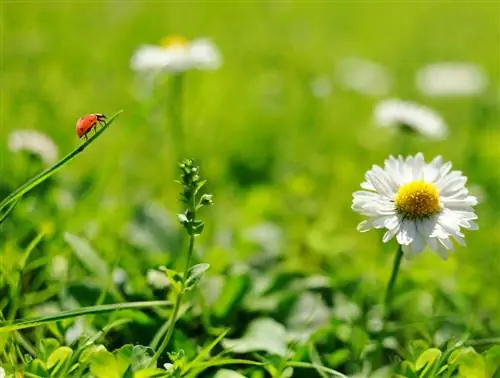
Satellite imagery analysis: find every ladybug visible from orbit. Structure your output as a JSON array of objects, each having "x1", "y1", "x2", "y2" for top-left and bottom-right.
[{"x1": 76, "y1": 113, "x2": 107, "y2": 140}]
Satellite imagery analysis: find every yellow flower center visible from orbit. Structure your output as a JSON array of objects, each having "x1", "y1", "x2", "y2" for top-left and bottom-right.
[
  {"x1": 395, "y1": 180, "x2": 441, "y2": 219},
  {"x1": 160, "y1": 35, "x2": 189, "y2": 49}
]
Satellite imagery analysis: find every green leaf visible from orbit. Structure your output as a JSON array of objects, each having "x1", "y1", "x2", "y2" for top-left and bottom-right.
[
  {"x1": 0, "y1": 110, "x2": 123, "y2": 213},
  {"x1": 25, "y1": 359, "x2": 48, "y2": 376},
  {"x1": 485, "y1": 345, "x2": 500, "y2": 376},
  {"x1": 450, "y1": 347, "x2": 488, "y2": 378},
  {"x1": 64, "y1": 232, "x2": 109, "y2": 279},
  {"x1": 416, "y1": 348, "x2": 442, "y2": 373},
  {"x1": 47, "y1": 346, "x2": 73, "y2": 373},
  {"x1": 133, "y1": 368, "x2": 168, "y2": 378},
  {"x1": 130, "y1": 345, "x2": 155, "y2": 371},
  {"x1": 222, "y1": 318, "x2": 287, "y2": 357},
  {"x1": 213, "y1": 369, "x2": 247, "y2": 378},
  {"x1": 39, "y1": 338, "x2": 61, "y2": 362},
  {"x1": 0, "y1": 300, "x2": 171, "y2": 332},
  {"x1": 89, "y1": 346, "x2": 121, "y2": 378},
  {"x1": 185, "y1": 263, "x2": 210, "y2": 292}
]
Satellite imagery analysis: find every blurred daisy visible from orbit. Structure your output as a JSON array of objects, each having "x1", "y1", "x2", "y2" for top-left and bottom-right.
[
  {"x1": 0, "y1": 366, "x2": 4, "y2": 378},
  {"x1": 336, "y1": 57, "x2": 391, "y2": 96},
  {"x1": 374, "y1": 99, "x2": 447, "y2": 140},
  {"x1": 352, "y1": 153, "x2": 478, "y2": 259},
  {"x1": 416, "y1": 62, "x2": 486, "y2": 97},
  {"x1": 8, "y1": 129, "x2": 58, "y2": 166},
  {"x1": 131, "y1": 35, "x2": 221, "y2": 73},
  {"x1": 147, "y1": 269, "x2": 170, "y2": 289}
]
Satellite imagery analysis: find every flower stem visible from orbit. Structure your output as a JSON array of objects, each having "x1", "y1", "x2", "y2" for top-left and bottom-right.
[
  {"x1": 149, "y1": 234, "x2": 195, "y2": 367},
  {"x1": 170, "y1": 73, "x2": 184, "y2": 158},
  {"x1": 384, "y1": 244, "x2": 404, "y2": 309}
]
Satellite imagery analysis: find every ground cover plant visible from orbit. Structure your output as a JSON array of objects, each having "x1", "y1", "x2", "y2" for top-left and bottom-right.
[{"x1": 1, "y1": 2, "x2": 499, "y2": 377}]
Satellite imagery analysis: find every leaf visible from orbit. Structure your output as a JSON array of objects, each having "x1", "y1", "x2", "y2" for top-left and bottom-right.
[
  {"x1": 25, "y1": 359, "x2": 48, "y2": 376},
  {"x1": 0, "y1": 110, "x2": 123, "y2": 212},
  {"x1": 0, "y1": 300, "x2": 171, "y2": 332},
  {"x1": 185, "y1": 263, "x2": 210, "y2": 292},
  {"x1": 47, "y1": 346, "x2": 73, "y2": 373},
  {"x1": 39, "y1": 338, "x2": 61, "y2": 362},
  {"x1": 416, "y1": 348, "x2": 442, "y2": 374},
  {"x1": 450, "y1": 347, "x2": 488, "y2": 378},
  {"x1": 133, "y1": 368, "x2": 168, "y2": 378},
  {"x1": 130, "y1": 345, "x2": 155, "y2": 371},
  {"x1": 89, "y1": 348, "x2": 121, "y2": 378},
  {"x1": 222, "y1": 318, "x2": 287, "y2": 357},
  {"x1": 485, "y1": 345, "x2": 500, "y2": 376},
  {"x1": 64, "y1": 232, "x2": 109, "y2": 279},
  {"x1": 213, "y1": 369, "x2": 247, "y2": 378}
]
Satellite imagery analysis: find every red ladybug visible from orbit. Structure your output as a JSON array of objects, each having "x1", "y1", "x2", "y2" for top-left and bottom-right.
[{"x1": 76, "y1": 113, "x2": 107, "y2": 140}]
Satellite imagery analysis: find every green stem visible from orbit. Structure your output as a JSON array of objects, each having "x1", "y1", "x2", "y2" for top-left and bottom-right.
[
  {"x1": 384, "y1": 244, "x2": 404, "y2": 309},
  {"x1": 149, "y1": 234, "x2": 196, "y2": 367},
  {"x1": 170, "y1": 73, "x2": 184, "y2": 158}
]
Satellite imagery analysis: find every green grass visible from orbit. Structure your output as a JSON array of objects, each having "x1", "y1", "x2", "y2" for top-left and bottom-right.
[{"x1": 1, "y1": 2, "x2": 499, "y2": 377}]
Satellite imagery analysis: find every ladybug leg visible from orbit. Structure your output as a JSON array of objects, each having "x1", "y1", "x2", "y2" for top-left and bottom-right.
[{"x1": 84, "y1": 134, "x2": 88, "y2": 141}]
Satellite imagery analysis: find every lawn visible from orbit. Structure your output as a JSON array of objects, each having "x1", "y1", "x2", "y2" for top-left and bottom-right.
[{"x1": 1, "y1": 1, "x2": 499, "y2": 377}]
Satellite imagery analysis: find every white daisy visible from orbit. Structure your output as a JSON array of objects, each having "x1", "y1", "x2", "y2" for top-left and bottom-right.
[
  {"x1": 352, "y1": 153, "x2": 478, "y2": 259},
  {"x1": 0, "y1": 367, "x2": 4, "y2": 378},
  {"x1": 8, "y1": 129, "x2": 58, "y2": 166},
  {"x1": 131, "y1": 35, "x2": 221, "y2": 73},
  {"x1": 374, "y1": 99, "x2": 448, "y2": 140},
  {"x1": 336, "y1": 57, "x2": 392, "y2": 96},
  {"x1": 416, "y1": 62, "x2": 486, "y2": 97}
]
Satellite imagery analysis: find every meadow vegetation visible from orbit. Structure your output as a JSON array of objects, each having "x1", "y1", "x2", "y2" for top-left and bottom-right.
[{"x1": 0, "y1": 2, "x2": 499, "y2": 377}]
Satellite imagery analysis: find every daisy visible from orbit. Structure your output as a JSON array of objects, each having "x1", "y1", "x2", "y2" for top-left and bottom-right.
[
  {"x1": 416, "y1": 62, "x2": 486, "y2": 97},
  {"x1": 8, "y1": 129, "x2": 58, "y2": 166},
  {"x1": 352, "y1": 153, "x2": 478, "y2": 259},
  {"x1": 336, "y1": 57, "x2": 392, "y2": 96},
  {"x1": 131, "y1": 35, "x2": 221, "y2": 73},
  {"x1": 374, "y1": 99, "x2": 448, "y2": 140}
]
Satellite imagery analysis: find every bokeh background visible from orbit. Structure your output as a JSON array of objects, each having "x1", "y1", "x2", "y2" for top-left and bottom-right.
[{"x1": 1, "y1": 1, "x2": 499, "y2": 375}]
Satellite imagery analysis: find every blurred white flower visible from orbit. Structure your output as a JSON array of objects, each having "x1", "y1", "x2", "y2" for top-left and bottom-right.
[
  {"x1": 112, "y1": 268, "x2": 127, "y2": 285},
  {"x1": 416, "y1": 62, "x2": 487, "y2": 97},
  {"x1": 0, "y1": 367, "x2": 5, "y2": 378},
  {"x1": 131, "y1": 35, "x2": 221, "y2": 73},
  {"x1": 147, "y1": 269, "x2": 170, "y2": 289},
  {"x1": 8, "y1": 129, "x2": 58, "y2": 165},
  {"x1": 337, "y1": 57, "x2": 391, "y2": 96},
  {"x1": 65, "y1": 318, "x2": 85, "y2": 345},
  {"x1": 374, "y1": 99, "x2": 447, "y2": 140},
  {"x1": 352, "y1": 153, "x2": 478, "y2": 259},
  {"x1": 310, "y1": 76, "x2": 332, "y2": 98},
  {"x1": 50, "y1": 255, "x2": 68, "y2": 280}
]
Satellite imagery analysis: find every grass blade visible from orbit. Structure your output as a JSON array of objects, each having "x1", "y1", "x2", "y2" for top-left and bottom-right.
[
  {"x1": 0, "y1": 110, "x2": 123, "y2": 212},
  {"x1": 0, "y1": 300, "x2": 170, "y2": 332}
]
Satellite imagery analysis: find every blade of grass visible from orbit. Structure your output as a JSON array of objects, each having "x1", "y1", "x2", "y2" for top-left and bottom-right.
[
  {"x1": 286, "y1": 361, "x2": 348, "y2": 378},
  {"x1": 0, "y1": 300, "x2": 170, "y2": 332},
  {"x1": 0, "y1": 198, "x2": 20, "y2": 225},
  {"x1": 0, "y1": 110, "x2": 123, "y2": 212}
]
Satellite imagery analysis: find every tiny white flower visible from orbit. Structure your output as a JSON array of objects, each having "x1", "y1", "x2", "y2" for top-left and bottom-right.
[
  {"x1": 50, "y1": 255, "x2": 68, "y2": 280},
  {"x1": 0, "y1": 366, "x2": 5, "y2": 378},
  {"x1": 147, "y1": 269, "x2": 170, "y2": 289},
  {"x1": 337, "y1": 57, "x2": 392, "y2": 96},
  {"x1": 112, "y1": 268, "x2": 127, "y2": 285},
  {"x1": 131, "y1": 35, "x2": 221, "y2": 73},
  {"x1": 352, "y1": 153, "x2": 478, "y2": 259},
  {"x1": 374, "y1": 99, "x2": 448, "y2": 140},
  {"x1": 416, "y1": 62, "x2": 487, "y2": 97},
  {"x1": 8, "y1": 129, "x2": 58, "y2": 165}
]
